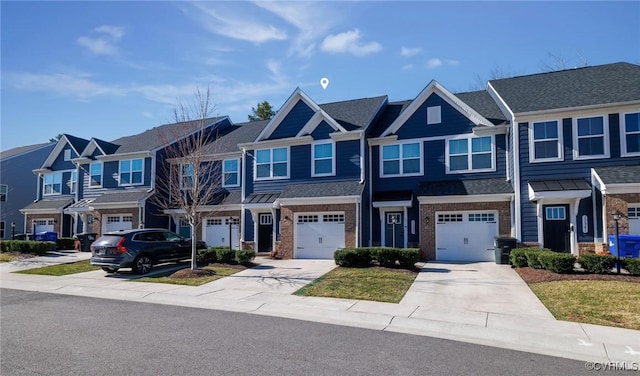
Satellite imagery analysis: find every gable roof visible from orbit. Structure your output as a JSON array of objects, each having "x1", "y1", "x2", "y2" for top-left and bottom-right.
[
  {"x1": 39, "y1": 134, "x2": 91, "y2": 169},
  {"x1": 454, "y1": 90, "x2": 508, "y2": 125},
  {"x1": 380, "y1": 80, "x2": 494, "y2": 137},
  {"x1": 108, "y1": 116, "x2": 229, "y2": 154},
  {"x1": 488, "y1": 62, "x2": 640, "y2": 114},
  {"x1": 0, "y1": 143, "x2": 53, "y2": 160}
]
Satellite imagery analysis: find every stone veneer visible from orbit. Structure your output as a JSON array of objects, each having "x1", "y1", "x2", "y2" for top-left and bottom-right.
[
  {"x1": 275, "y1": 203, "x2": 357, "y2": 259},
  {"x1": 419, "y1": 201, "x2": 511, "y2": 261},
  {"x1": 603, "y1": 193, "x2": 640, "y2": 236}
]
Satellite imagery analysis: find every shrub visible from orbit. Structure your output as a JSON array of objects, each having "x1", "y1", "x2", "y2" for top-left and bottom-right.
[
  {"x1": 398, "y1": 248, "x2": 420, "y2": 267},
  {"x1": 235, "y1": 249, "x2": 256, "y2": 265},
  {"x1": 579, "y1": 254, "x2": 616, "y2": 274},
  {"x1": 623, "y1": 258, "x2": 640, "y2": 276},
  {"x1": 538, "y1": 252, "x2": 576, "y2": 274},
  {"x1": 214, "y1": 247, "x2": 234, "y2": 264},
  {"x1": 56, "y1": 237, "x2": 76, "y2": 251},
  {"x1": 523, "y1": 248, "x2": 553, "y2": 269},
  {"x1": 196, "y1": 247, "x2": 219, "y2": 265},
  {"x1": 370, "y1": 247, "x2": 402, "y2": 267},
  {"x1": 1, "y1": 240, "x2": 51, "y2": 255},
  {"x1": 334, "y1": 248, "x2": 372, "y2": 267},
  {"x1": 509, "y1": 249, "x2": 528, "y2": 267}
]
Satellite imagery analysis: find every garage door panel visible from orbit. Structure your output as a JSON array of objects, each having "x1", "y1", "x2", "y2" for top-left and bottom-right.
[
  {"x1": 436, "y1": 211, "x2": 498, "y2": 262},
  {"x1": 104, "y1": 215, "x2": 133, "y2": 233},
  {"x1": 629, "y1": 206, "x2": 639, "y2": 235},
  {"x1": 295, "y1": 213, "x2": 344, "y2": 259},
  {"x1": 203, "y1": 217, "x2": 240, "y2": 249}
]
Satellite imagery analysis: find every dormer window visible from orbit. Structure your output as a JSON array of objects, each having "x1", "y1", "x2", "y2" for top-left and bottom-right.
[{"x1": 427, "y1": 106, "x2": 441, "y2": 125}]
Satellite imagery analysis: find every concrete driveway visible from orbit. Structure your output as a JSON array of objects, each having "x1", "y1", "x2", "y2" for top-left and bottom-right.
[{"x1": 401, "y1": 261, "x2": 554, "y2": 323}]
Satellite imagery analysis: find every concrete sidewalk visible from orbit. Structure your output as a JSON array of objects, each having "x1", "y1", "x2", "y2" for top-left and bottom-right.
[{"x1": 1, "y1": 252, "x2": 639, "y2": 365}]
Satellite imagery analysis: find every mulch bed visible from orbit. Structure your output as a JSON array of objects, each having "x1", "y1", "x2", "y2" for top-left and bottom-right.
[
  {"x1": 1, "y1": 252, "x2": 41, "y2": 260},
  {"x1": 515, "y1": 267, "x2": 640, "y2": 284},
  {"x1": 169, "y1": 263, "x2": 251, "y2": 279}
]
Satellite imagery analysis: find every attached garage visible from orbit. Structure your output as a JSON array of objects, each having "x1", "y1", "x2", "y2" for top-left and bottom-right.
[
  {"x1": 435, "y1": 211, "x2": 498, "y2": 261},
  {"x1": 294, "y1": 212, "x2": 345, "y2": 259},
  {"x1": 203, "y1": 217, "x2": 240, "y2": 249},
  {"x1": 630, "y1": 205, "x2": 640, "y2": 235},
  {"x1": 33, "y1": 219, "x2": 55, "y2": 233},
  {"x1": 103, "y1": 214, "x2": 133, "y2": 233}
]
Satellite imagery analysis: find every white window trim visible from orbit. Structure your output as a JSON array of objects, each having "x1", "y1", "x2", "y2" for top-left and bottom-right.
[
  {"x1": 572, "y1": 115, "x2": 610, "y2": 160},
  {"x1": 222, "y1": 158, "x2": 241, "y2": 188},
  {"x1": 311, "y1": 141, "x2": 335, "y2": 177},
  {"x1": 180, "y1": 163, "x2": 194, "y2": 190},
  {"x1": 43, "y1": 172, "x2": 63, "y2": 196},
  {"x1": 69, "y1": 171, "x2": 77, "y2": 194},
  {"x1": 427, "y1": 106, "x2": 442, "y2": 125},
  {"x1": 64, "y1": 149, "x2": 71, "y2": 161},
  {"x1": 445, "y1": 135, "x2": 496, "y2": 174},
  {"x1": 621, "y1": 111, "x2": 640, "y2": 157},
  {"x1": 380, "y1": 141, "x2": 424, "y2": 178},
  {"x1": 89, "y1": 161, "x2": 103, "y2": 188},
  {"x1": 118, "y1": 158, "x2": 145, "y2": 187},
  {"x1": 528, "y1": 120, "x2": 564, "y2": 163},
  {"x1": 254, "y1": 147, "x2": 290, "y2": 181}
]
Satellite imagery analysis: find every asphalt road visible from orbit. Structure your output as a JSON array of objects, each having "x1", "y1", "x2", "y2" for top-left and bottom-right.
[{"x1": 1, "y1": 289, "x2": 601, "y2": 376}]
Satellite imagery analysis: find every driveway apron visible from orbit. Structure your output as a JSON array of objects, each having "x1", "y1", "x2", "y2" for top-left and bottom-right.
[{"x1": 401, "y1": 261, "x2": 554, "y2": 320}]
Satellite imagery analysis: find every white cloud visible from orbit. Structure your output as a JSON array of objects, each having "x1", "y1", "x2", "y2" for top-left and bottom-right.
[
  {"x1": 187, "y1": 3, "x2": 287, "y2": 43},
  {"x1": 254, "y1": 1, "x2": 339, "y2": 58},
  {"x1": 426, "y1": 58, "x2": 443, "y2": 69},
  {"x1": 76, "y1": 25, "x2": 125, "y2": 56},
  {"x1": 142, "y1": 111, "x2": 153, "y2": 118},
  {"x1": 320, "y1": 29, "x2": 382, "y2": 57},
  {"x1": 6, "y1": 72, "x2": 126, "y2": 98},
  {"x1": 401, "y1": 46, "x2": 421, "y2": 57}
]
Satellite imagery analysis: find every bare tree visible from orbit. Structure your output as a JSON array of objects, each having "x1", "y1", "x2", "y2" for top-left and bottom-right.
[
  {"x1": 151, "y1": 86, "x2": 223, "y2": 270},
  {"x1": 540, "y1": 52, "x2": 589, "y2": 72}
]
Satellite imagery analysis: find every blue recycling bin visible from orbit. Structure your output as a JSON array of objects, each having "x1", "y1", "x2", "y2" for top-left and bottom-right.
[
  {"x1": 35, "y1": 231, "x2": 58, "y2": 242},
  {"x1": 608, "y1": 235, "x2": 640, "y2": 258}
]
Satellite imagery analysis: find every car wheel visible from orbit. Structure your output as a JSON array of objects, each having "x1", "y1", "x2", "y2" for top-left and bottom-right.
[
  {"x1": 101, "y1": 267, "x2": 119, "y2": 273},
  {"x1": 132, "y1": 255, "x2": 153, "y2": 274}
]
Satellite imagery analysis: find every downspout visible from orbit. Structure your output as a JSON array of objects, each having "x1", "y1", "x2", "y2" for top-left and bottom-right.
[
  {"x1": 240, "y1": 148, "x2": 247, "y2": 243},
  {"x1": 368, "y1": 142, "x2": 373, "y2": 247},
  {"x1": 360, "y1": 135, "x2": 365, "y2": 183},
  {"x1": 355, "y1": 198, "x2": 360, "y2": 248},
  {"x1": 512, "y1": 114, "x2": 522, "y2": 241}
]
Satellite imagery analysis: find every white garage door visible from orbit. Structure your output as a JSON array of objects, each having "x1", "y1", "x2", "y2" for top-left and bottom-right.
[
  {"x1": 436, "y1": 211, "x2": 498, "y2": 262},
  {"x1": 295, "y1": 213, "x2": 345, "y2": 259},
  {"x1": 203, "y1": 217, "x2": 240, "y2": 249},
  {"x1": 103, "y1": 215, "x2": 133, "y2": 233},
  {"x1": 629, "y1": 205, "x2": 640, "y2": 235},
  {"x1": 33, "y1": 219, "x2": 54, "y2": 233}
]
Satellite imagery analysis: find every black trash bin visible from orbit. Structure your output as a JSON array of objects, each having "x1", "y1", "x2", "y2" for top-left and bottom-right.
[
  {"x1": 494, "y1": 237, "x2": 518, "y2": 264},
  {"x1": 75, "y1": 233, "x2": 98, "y2": 252}
]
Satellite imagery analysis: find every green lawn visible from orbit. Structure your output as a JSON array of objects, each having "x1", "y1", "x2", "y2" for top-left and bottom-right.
[
  {"x1": 133, "y1": 265, "x2": 243, "y2": 286},
  {"x1": 529, "y1": 280, "x2": 640, "y2": 330},
  {"x1": 15, "y1": 260, "x2": 99, "y2": 276},
  {"x1": 294, "y1": 267, "x2": 418, "y2": 303},
  {"x1": 0, "y1": 253, "x2": 19, "y2": 262}
]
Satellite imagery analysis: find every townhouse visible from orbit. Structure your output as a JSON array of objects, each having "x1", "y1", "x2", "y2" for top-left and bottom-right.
[{"x1": 13, "y1": 62, "x2": 640, "y2": 261}]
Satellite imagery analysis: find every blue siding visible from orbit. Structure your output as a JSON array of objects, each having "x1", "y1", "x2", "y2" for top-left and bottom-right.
[
  {"x1": 311, "y1": 121, "x2": 334, "y2": 140},
  {"x1": 518, "y1": 114, "x2": 640, "y2": 243},
  {"x1": 50, "y1": 149, "x2": 76, "y2": 171},
  {"x1": 268, "y1": 100, "x2": 314, "y2": 140},
  {"x1": 249, "y1": 140, "x2": 362, "y2": 193},
  {"x1": 395, "y1": 94, "x2": 475, "y2": 140},
  {"x1": 244, "y1": 209, "x2": 255, "y2": 242}
]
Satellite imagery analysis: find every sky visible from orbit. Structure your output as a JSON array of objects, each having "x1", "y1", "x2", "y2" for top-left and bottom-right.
[{"x1": 1, "y1": 1, "x2": 639, "y2": 152}]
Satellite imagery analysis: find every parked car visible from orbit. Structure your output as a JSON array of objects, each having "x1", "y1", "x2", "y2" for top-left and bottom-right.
[{"x1": 90, "y1": 229, "x2": 207, "y2": 274}]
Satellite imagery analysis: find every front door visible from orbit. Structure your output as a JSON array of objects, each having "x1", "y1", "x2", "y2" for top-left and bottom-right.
[
  {"x1": 543, "y1": 205, "x2": 570, "y2": 252},
  {"x1": 258, "y1": 213, "x2": 273, "y2": 252},
  {"x1": 384, "y1": 212, "x2": 404, "y2": 248}
]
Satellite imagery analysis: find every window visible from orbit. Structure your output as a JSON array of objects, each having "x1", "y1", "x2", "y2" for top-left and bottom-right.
[
  {"x1": 255, "y1": 147, "x2": 288, "y2": 179},
  {"x1": 259, "y1": 213, "x2": 273, "y2": 225},
  {"x1": 225, "y1": 218, "x2": 240, "y2": 225},
  {"x1": 622, "y1": 112, "x2": 640, "y2": 156},
  {"x1": 427, "y1": 106, "x2": 441, "y2": 125},
  {"x1": 573, "y1": 116, "x2": 609, "y2": 159},
  {"x1": 447, "y1": 136, "x2": 494, "y2": 173},
  {"x1": 312, "y1": 142, "x2": 334, "y2": 176},
  {"x1": 69, "y1": 171, "x2": 77, "y2": 194},
  {"x1": 223, "y1": 159, "x2": 239, "y2": 187},
  {"x1": 381, "y1": 142, "x2": 422, "y2": 177},
  {"x1": 323, "y1": 214, "x2": 344, "y2": 223},
  {"x1": 181, "y1": 163, "x2": 194, "y2": 189},
  {"x1": 468, "y1": 213, "x2": 495, "y2": 222},
  {"x1": 437, "y1": 214, "x2": 463, "y2": 222},
  {"x1": 119, "y1": 159, "x2": 143, "y2": 186},
  {"x1": 207, "y1": 218, "x2": 223, "y2": 226},
  {"x1": 0, "y1": 222, "x2": 4, "y2": 238},
  {"x1": 386, "y1": 213, "x2": 402, "y2": 225},
  {"x1": 89, "y1": 162, "x2": 102, "y2": 187},
  {"x1": 629, "y1": 207, "x2": 638, "y2": 218},
  {"x1": 297, "y1": 215, "x2": 318, "y2": 223},
  {"x1": 545, "y1": 206, "x2": 566, "y2": 220},
  {"x1": 530, "y1": 120, "x2": 563, "y2": 162},
  {"x1": 43, "y1": 173, "x2": 62, "y2": 195},
  {"x1": 0, "y1": 184, "x2": 6, "y2": 202},
  {"x1": 64, "y1": 149, "x2": 71, "y2": 161}
]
